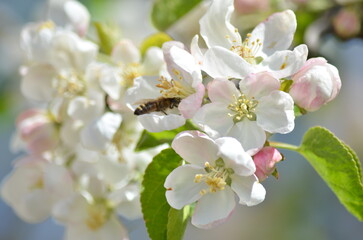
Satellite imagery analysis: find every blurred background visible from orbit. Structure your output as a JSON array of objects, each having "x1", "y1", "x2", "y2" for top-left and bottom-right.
[{"x1": 0, "y1": 0, "x2": 362, "y2": 239}]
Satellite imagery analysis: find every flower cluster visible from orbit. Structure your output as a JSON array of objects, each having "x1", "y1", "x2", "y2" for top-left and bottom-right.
[{"x1": 1, "y1": 0, "x2": 342, "y2": 238}]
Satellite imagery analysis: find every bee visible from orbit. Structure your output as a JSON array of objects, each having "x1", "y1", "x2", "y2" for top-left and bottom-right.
[{"x1": 134, "y1": 97, "x2": 182, "y2": 115}]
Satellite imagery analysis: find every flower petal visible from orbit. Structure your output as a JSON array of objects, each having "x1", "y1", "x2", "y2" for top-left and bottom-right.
[
  {"x1": 231, "y1": 174, "x2": 265, "y2": 206},
  {"x1": 239, "y1": 72, "x2": 280, "y2": 99},
  {"x1": 200, "y1": 0, "x2": 241, "y2": 49},
  {"x1": 263, "y1": 44, "x2": 308, "y2": 79},
  {"x1": 178, "y1": 83, "x2": 205, "y2": 119},
  {"x1": 142, "y1": 47, "x2": 165, "y2": 75},
  {"x1": 164, "y1": 164, "x2": 205, "y2": 209},
  {"x1": 215, "y1": 137, "x2": 255, "y2": 176},
  {"x1": 191, "y1": 186, "x2": 236, "y2": 229},
  {"x1": 251, "y1": 10, "x2": 297, "y2": 57},
  {"x1": 256, "y1": 90, "x2": 295, "y2": 134},
  {"x1": 138, "y1": 113, "x2": 185, "y2": 132},
  {"x1": 190, "y1": 35, "x2": 204, "y2": 66},
  {"x1": 111, "y1": 39, "x2": 141, "y2": 64},
  {"x1": 208, "y1": 78, "x2": 240, "y2": 104},
  {"x1": 227, "y1": 119, "x2": 266, "y2": 154},
  {"x1": 203, "y1": 47, "x2": 254, "y2": 79},
  {"x1": 172, "y1": 131, "x2": 219, "y2": 166},
  {"x1": 193, "y1": 102, "x2": 234, "y2": 139}
]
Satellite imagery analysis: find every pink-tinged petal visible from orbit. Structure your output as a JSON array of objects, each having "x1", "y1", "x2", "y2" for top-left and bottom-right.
[
  {"x1": 172, "y1": 131, "x2": 219, "y2": 166},
  {"x1": 165, "y1": 165, "x2": 206, "y2": 209},
  {"x1": 253, "y1": 147, "x2": 283, "y2": 181},
  {"x1": 111, "y1": 39, "x2": 141, "y2": 64},
  {"x1": 165, "y1": 45, "x2": 202, "y2": 87},
  {"x1": 80, "y1": 112, "x2": 122, "y2": 150},
  {"x1": 231, "y1": 174, "x2": 265, "y2": 206},
  {"x1": 251, "y1": 10, "x2": 297, "y2": 57},
  {"x1": 228, "y1": 119, "x2": 266, "y2": 154},
  {"x1": 138, "y1": 114, "x2": 185, "y2": 132},
  {"x1": 191, "y1": 186, "x2": 236, "y2": 229},
  {"x1": 264, "y1": 44, "x2": 308, "y2": 79},
  {"x1": 239, "y1": 72, "x2": 280, "y2": 99},
  {"x1": 256, "y1": 90, "x2": 295, "y2": 134},
  {"x1": 215, "y1": 137, "x2": 255, "y2": 176},
  {"x1": 200, "y1": 0, "x2": 241, "y2": 49},
  {"x1": 203, "y1": 47, "x2": 254, "y2": 79},
  {"x1": 208, "y1": 78, "x2": 240, "y2": 104},
  {"x1": 190, "y1": 35, "x2": 204, "y2": 66},
  {"x1": 21, "y1": 64, "x2": 56, "y2": 101},
  {"x1": 290, "y1": 58, "x2": 341, "y2": 112},
  {"x1": 193, "y1": 102, "x2": 234, "y2": 139},
  {"x1": 62, "y1": 0, "x2": 90, "y2": 37},
  {"x1": 179, "y1": 83, "x2": 205, "y2": 119},
  {"x1": 124, "y1": 76, "x2": 161, "y2": 111}
]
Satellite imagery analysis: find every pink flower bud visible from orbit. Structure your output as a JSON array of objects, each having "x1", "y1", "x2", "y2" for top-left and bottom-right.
[
  {"x1": 333, "y1": 8, "x2": 361, "y2": 39},
  {"x1": 234, "y1": 0, "x2": 269, "y2": 15},
  {"x1": 16, "y1": 109, "x2": 58, "y2": 155},
  {"x1": 290, "y1": 57, "x2": 341, "y2": 112},
  {"x1": 253, "y1": 147, "x2": 283, "y2": 181}
]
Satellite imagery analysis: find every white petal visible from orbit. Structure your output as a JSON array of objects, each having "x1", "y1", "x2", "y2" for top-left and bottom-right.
[
  {"x1": 208, "y1": 78, "x2": 240, "y2": 104},
  {"x1": 111, "y1": 185, "x2": 142, "y2": 220},
  {"x1": 60, "y1": 119, "x2": 83, "y2": 147},
  {"x1": 263, "y1": 44, "x2": 308, "y2": 79},
  {"x1": 200, "y1": 0, "x2": 241, "y2": 49},
  {"x1": 172, "y1": 131, "x2": 219, "y2": 166},
  {"x1": 239, "y1": 72, "x2": 280, "y2": 99},
  {"x1": 165, "y1": 165, "x2": 205, "y2": 209},
  {"x1": 142, "y1": 47, "x2": 165, "y2": 75},
  {"x1": 67, "y1": 95, "x2": 104, "y2": 122},
  {"x1": 99, "y1": 66, "x2": 122, "y2": 100},
  {"x1": 80, "y1": 112, "x2": 122, "y2": 150},
  {"x1": 138, "y1": 114, "x2": 185, "y2": 132},
  {"x1": 251, "y1": 10, "x2": 297, "y2": 57},
  {"x1": 166, "y1": 45, "x2": 202, "y2": 87},
  {"x1": 96, "y1": 216, "x2": 129, "y2": 240},
  {"x1": 227, "y1": 120, "x2": 266, "y2": 154},
  {"x1": 52, "y1": 193, "x2": 88, "y2": 224},
  {"x1": 193, "y1": 102, "x2": 234, "y2": 139},
  {"x1": 215, "y1": 137, "x2": 255, "y2": 176},
  {"x1": 190, "y1": 35, "x2": 204, "y2": 65},
  {"x1": 256, "y1": 90, "x2": 295, "y2": 134},
  {"x1": 203, "y1": 47, "x2": 254, "y2": 79},
  {"x1": 43, "y1": 164, "x2": 74, "y2": 200},
  {"x1": 21, "y1": 64, "x2": 55, "y2": 101},
  {"x1": 191, "y1": 186, "x2": 236, "y2": 229},
  {"x1": 63, "y1": 0, "x2": 90, "y2": 36},
  {"x1": 231, "y1": 174, "x2": 266, "y2": 206},
  {"x1": 111, "y1": 39, "x2": 141, "y2": 64}
]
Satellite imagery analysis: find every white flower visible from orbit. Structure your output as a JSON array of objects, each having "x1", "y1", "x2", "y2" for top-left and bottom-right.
[
  {"x1": 193, "y1": 72, "x2": 294, "y2": 153},
  {"x1": 200, "y1": 0, "x2": 307, "y2": 79},
  {"x1": 1, "y1": 156, "x2": 74, "y2": 223},
  {"x1": 125, "y1": 42, "x2": 205, "y2": 132},
  {"x1": 52, "y1": 193, "x2": 129, "y2": 240},
  {"x1": 165, "y1": 131, "x2": 265, "y2": 229}
]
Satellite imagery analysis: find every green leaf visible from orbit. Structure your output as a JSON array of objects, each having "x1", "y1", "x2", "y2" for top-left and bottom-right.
[
  {"x1": 135, "y1": 121, "x2": 198, "y2": 152},
  {"x1": 140, "y1": 32, "x2": 173, "y2": 57},
  {"x1": 151, "y1": 0, "x2": 202, "y2": 31},
  {"x1": 141, "y1": 148, "x2": 183, "y2": 240},
  {"x1": 93, "y1": 22, "x2": 122, "y2": 55},
  {"x1": 167, "y1": 205, "x2": 191, "y2": 240},
  {"x1": 298, "y1": 126, "x2": 363, "y2": 221}
]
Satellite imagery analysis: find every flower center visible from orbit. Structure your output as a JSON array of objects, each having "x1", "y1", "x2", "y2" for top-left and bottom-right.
[
  {"x1": 120, "y1": 63, "x2": 141, "y2": 88},
  {"x1": 37, "y1": 21, "x2": 55, "y2": 31},
  {"x1": 85, "y1": 202, "x2": 111, "y2": 231},
  {"x1": 230, "y1": 33, "x2": 263, "y2": 64},
  {"x1": 194, "y1": 159, "x2": 234, "y2": 195},
  {"x1": 228, "y1": 94, "x2": 258, "y2": 122},
  {"x1": 56, "y1": 72, "x2": 86, "y2": 97},
  {"x1": 156, "y1": 72, "x2": 195, "y2": 99}
]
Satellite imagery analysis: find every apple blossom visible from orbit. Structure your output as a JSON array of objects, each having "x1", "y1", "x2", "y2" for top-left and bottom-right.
[
  {"x1": 253, "y1": 146, "x2": 283, "y2": 181},
  {"x1": 165, "y1": 131, "x2": 265, "y2": 229},
  {"x1": 125, "y1": 42, "x2": 205, "y2": 132},
  {"x1": 1, "y1": 155, "x2": 74, "y2": 223},
  {"x1": 290, "y1": 57, "x2": 342, "y2": 112},
  {"x1": 200, "y1": 0, "x2": 308, "y2": 79},
  {"x1": 194, "y1": 72, "x2": 294, "y2": 153}
]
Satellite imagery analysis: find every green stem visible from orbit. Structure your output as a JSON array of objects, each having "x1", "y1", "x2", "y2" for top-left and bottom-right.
[{"x1": 269, "y1": 141, "x2": 300, "y2": 152}]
